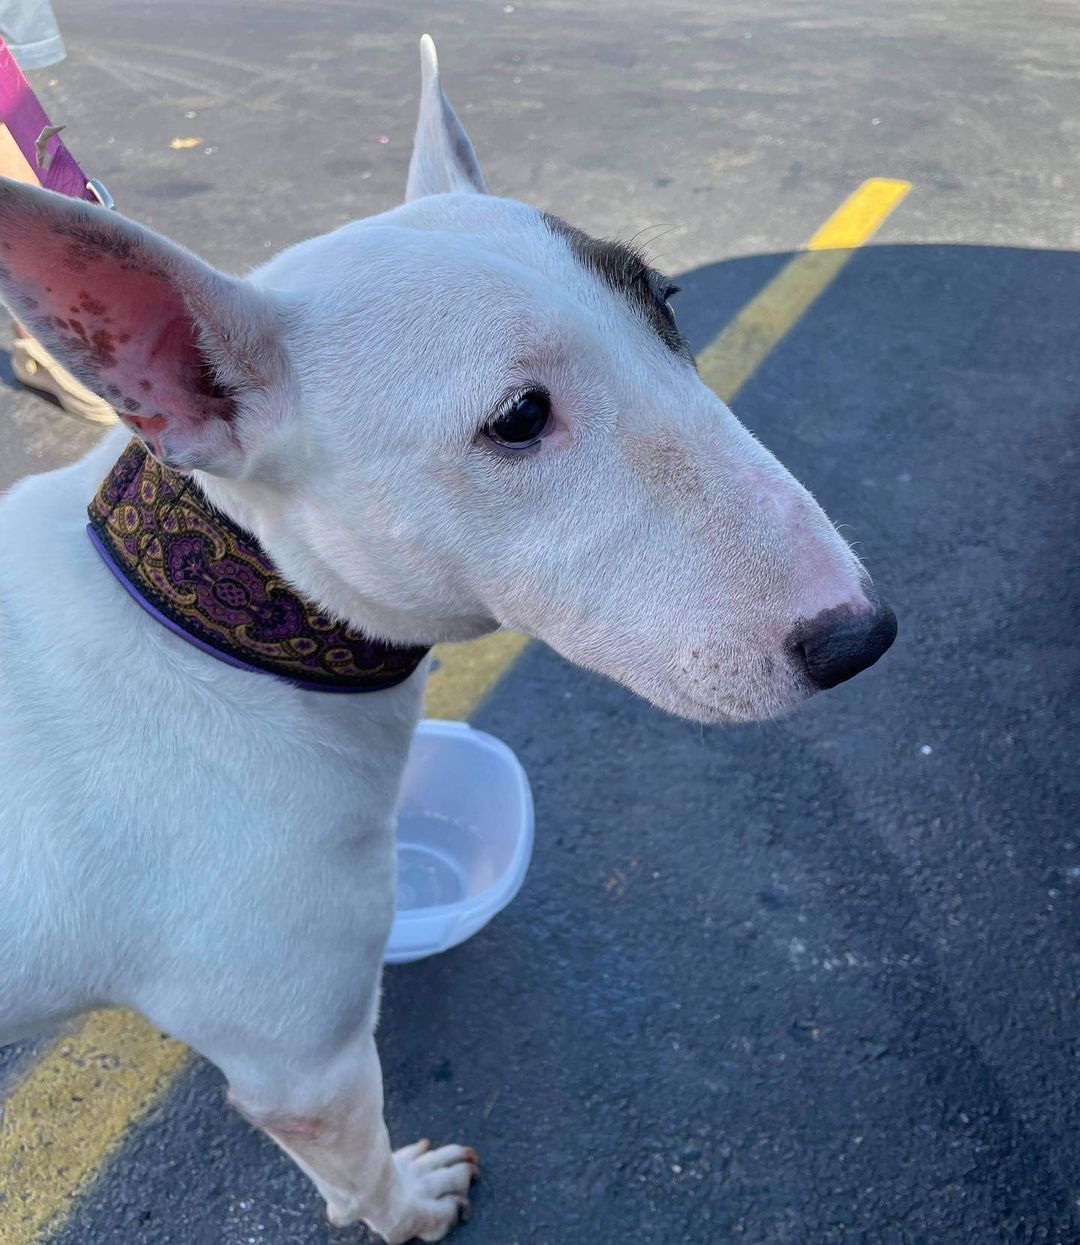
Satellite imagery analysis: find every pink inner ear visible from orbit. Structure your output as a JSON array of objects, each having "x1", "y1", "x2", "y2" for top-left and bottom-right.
[{"x1": 1, "y1": 219, "x2": 232, "y2": 456}]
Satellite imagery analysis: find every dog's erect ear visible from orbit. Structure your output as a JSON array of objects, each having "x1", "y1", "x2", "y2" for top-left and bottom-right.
[
  {"x1": 0, "y1": 178, "x2": 289, "y2": 476},
  {"x1": 405, "y1": 34, "x2": 487, "y2": 201}
]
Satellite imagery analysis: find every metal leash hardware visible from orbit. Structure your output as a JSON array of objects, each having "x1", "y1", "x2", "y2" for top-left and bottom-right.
[{"x1": 86, "y1": 177, "x2": 114, "y2": 210}]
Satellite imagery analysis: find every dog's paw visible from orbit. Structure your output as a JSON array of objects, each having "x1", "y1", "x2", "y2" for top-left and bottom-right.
[
  {"x1": 324, "y1": 1137, "x2": 478, "y2": 1241},
  {"x1": 384, "y1": 1137, "x2": 479, "y2": 1243}
]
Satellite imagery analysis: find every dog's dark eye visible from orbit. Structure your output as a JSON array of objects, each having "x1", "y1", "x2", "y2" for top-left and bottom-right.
[{"x1": 484, "y1": 388, "x2": 552, "y2": 449}]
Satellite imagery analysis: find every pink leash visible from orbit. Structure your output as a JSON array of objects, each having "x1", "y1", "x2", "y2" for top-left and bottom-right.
[{"x1": 0, "y1": 35, "x2": 109, "y2": 204}]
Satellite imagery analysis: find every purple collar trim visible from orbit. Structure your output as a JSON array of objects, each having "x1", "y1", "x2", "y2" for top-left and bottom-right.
[{"x1": 86, "y1": 440, "x2": 429, "y2": 693}]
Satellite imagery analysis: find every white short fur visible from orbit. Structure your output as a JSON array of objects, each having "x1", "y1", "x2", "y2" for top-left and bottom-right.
[{"x1": 0, "y1": 37, "x2": 876, "y2": 1242}]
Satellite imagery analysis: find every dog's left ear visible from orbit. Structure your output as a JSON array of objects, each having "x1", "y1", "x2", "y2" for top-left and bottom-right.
[{"x1": 405, "y1": 35, "x2": 488, "y2": 201}]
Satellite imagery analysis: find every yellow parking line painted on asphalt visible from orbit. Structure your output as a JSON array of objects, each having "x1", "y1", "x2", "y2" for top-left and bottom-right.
[
  {"x1": 806, "y1": 177, "x2": 910, "y2": 251},
  {"x1": 0, "y1": 177, "x2": 910, "y2": 1245},
  {"x1": 0, "y1": 1012, "x2": 187, "y2": 1245},
  {"x1": 697, "y1": 177, "x2": 911, "y2": 402},
  {"x1": 425, "y1": 630, "x2": 533, "y2": 721}
]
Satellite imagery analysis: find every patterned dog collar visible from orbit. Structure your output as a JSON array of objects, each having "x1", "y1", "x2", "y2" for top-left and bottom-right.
[{"x1": 86, "y1": 439, "x2": 429, "y2": 692}]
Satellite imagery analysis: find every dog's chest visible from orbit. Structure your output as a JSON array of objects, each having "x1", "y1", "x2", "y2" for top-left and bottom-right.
[{"x1": 0, "y1": 450, "x2": 428, "y2": 920}]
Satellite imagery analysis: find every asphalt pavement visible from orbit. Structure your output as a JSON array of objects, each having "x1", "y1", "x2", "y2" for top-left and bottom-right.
[{"x1": 2, "y1": 2, "x2": 1079, "y2": 1243}]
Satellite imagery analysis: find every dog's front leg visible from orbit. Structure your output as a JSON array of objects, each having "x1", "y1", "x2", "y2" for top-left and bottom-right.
[{"x1": 226, "y1": 1030, "x2": 477, "y2": 1243}]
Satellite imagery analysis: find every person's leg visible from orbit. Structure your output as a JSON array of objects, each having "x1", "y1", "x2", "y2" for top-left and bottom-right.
[
  {"x1": 0, "y1": 10, "x2": 117, "y2": 423},
  {"x1": 0, "y1": 0, "x2": 66, "y2": 70}
]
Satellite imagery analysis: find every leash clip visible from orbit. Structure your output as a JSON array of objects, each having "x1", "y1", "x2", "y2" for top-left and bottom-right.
[{"x1": 86, "y1": 178, "x2": 114, "y2": 210}]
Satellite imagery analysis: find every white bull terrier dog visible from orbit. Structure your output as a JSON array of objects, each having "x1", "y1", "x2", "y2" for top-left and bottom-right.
[{"x1": 0, "y1": 36, "x2": 895, "y2": 1243}]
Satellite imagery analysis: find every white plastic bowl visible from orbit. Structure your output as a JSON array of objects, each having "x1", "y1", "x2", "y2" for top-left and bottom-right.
[{"x1": 385, "y1": 719, "x2": 535, "y2": 964}]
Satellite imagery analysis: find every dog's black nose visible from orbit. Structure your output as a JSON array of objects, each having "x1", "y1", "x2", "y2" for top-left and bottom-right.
[{"x1": 790, "y1": 600, "x2": 898, "y2": 691}]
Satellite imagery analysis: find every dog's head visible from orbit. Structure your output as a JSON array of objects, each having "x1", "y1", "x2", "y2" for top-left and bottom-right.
[{"x1": 0, "y1": 37, "x2": 894, "y2": 722}]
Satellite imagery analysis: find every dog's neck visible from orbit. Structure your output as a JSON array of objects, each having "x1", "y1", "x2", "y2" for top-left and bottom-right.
[
  {"x1": 86, "y1": 439, "x2": 429, "y2": 692},
  {"x1": 193, "y1": 447, "x2": 503, "y2": 654}
]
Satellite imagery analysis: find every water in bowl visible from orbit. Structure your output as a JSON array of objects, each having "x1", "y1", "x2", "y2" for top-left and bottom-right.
[{"x1": 395, "y1": 809, "x2": 476, "y2": 910}]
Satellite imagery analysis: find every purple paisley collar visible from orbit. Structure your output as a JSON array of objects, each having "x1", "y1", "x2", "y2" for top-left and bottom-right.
[{"x1": 86, "y1": 439, "x2": 429, "y2": 692}]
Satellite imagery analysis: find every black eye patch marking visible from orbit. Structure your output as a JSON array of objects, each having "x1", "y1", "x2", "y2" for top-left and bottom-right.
[{"x1": 542, "y1": 212, "x2": 692, "y2": 361}]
